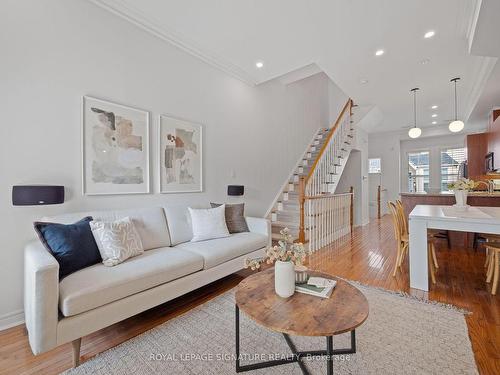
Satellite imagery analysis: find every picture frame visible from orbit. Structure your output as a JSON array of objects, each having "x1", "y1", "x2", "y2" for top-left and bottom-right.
[
  {"x1": 82, "y1": 96, "x2": 150, "y2": 195},
  {"x1": 158, "y1": 114, "x2": 203, "y2": 193}
]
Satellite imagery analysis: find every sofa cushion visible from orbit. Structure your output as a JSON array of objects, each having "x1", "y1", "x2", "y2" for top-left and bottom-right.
[
  {"x1": 211, "y1": 203, "x2": 249, "y2": 233},
  {"x1": 163, "y1": 204, "x2": 210, "y2": 245},
  {"x1": 174, "y1": 232, "x2": 268, "y2": 269},
  {"x1": 59, "y1": 247, "x2": 204, "y2": 316},
  {"x1": 42, "y1": 207, "x2": 170, "y2": 250},
  {"x1": 34, "y1": 217, "x2": 101, "y2": 279},
  {"x1": 90, "y1": 217, "x2": 144, "y2": 267},
  {"x1": 189, "y1": 205, "x2": 230, "y2": 242}
]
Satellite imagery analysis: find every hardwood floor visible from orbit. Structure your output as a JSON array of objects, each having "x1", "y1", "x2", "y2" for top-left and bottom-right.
[{"x1": 1, "y1": 215, "x2": 499, "y2": 374}]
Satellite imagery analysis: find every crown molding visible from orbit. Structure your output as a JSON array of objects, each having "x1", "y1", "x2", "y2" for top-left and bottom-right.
[
  {"x1": 463, "y1": 55, "x2": 498, "y2": 123},
  {"x1": 88, "y1": 0, "x2": 257, "y2": 85},
  {"x1": 456, "y1": 0, "x2": 479, "y2": 38},
  {"x1": 466, "y1": 0, "x2": 482, "y2": 52}
]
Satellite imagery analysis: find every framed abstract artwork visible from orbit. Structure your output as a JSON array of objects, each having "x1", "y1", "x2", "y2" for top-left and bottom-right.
[
  {"x1": 82, "y1": 96, "x2": 150, "y2": 195},
  {"x1": 159, "y1": 115, "x2": 203, "y2": 193}
]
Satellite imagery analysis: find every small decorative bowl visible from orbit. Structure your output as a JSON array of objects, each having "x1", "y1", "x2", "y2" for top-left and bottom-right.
[{"x1": 295, "y1": 265, "x2": 309, "y2": 284}]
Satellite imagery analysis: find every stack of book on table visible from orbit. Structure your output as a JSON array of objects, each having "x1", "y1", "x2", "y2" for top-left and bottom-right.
[{"x1": 295, "y1": 276, "x2": 337, "y2": 298}]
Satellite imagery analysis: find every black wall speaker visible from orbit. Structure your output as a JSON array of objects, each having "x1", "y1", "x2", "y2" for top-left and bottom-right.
[
  {"x1": 227, "y1": 185, "x2": 244, "y2": 196},
  {"x1": 12, "y1": 185, "x2": 65, "y2": 206}
]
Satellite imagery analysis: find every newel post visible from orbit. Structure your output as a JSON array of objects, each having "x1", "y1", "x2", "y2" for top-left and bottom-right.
[
  {"x1": 377, "y1": 185, "x2": 381, "y2": 219},
  {"x1": 298, "y1": 176, "x2": 306, "y2": 243},
  {"x1": 349, "y1": 186, "x2": 354, "y2": 231}
]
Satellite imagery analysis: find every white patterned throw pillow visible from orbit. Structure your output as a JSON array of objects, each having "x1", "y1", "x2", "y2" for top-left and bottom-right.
[
  {"x1": 189, "y1": 205, "x2": 230, "y2": 242},
  {"x1": 90, "y1": 217, "x2": 144, "y2": 267}
]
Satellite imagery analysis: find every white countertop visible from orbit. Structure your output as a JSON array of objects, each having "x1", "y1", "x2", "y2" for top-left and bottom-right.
[{"x1": 409, "y1": 205, "x2": 500, "y2": 224}]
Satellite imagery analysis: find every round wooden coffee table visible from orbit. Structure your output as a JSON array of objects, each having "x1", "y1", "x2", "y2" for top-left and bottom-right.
[{"x1": 234, "y1": 268, "x2": 369, "y2": 375}]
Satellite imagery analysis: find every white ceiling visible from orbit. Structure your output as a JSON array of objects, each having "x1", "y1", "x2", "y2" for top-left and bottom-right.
[{"x1": 91, "y1": 0, "x2": 497, "y2": 133}]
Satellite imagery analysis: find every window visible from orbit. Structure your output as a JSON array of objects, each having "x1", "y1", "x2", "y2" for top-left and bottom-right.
[
  {"x1": 440, "y1": 147, "x2": 466, "y2": 192},
  {"x1": 369, "y1": 158, "x2": 381, "y2": 174},
  {"x1": 408, "y1": 151, "x2": 429, "y2": 193}
]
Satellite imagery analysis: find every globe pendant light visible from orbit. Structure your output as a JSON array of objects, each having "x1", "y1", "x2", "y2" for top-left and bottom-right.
[
  {"x1": 449, "y1": 77, "x2": 464, "y2": 133},
  {"x1": 408, "y1": 88, "x2": 422, "y2": 138}
]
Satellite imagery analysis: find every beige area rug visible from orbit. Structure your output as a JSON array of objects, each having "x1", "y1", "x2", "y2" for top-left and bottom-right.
[{"x1": 63, "y1": 283, "x2": 478, "y2": 375}]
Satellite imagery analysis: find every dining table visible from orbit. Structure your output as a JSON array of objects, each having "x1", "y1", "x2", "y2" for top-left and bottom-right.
[{"x1": 408, "y1": 204, "x2": 500, "y2": 291}]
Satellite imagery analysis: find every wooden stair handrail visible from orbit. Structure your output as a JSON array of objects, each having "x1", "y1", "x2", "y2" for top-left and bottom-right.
[
  {"x1": 304, "y1": 98, "x2": 353, "y2": 184},
  {"x1": 298, "y1": 98, "x2": 353, "y2": 244}
]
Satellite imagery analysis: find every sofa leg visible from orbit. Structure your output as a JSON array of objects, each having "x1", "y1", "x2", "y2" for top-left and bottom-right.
[{"x1": 72, "y1": 338, "x2": 81, "y2": 368}]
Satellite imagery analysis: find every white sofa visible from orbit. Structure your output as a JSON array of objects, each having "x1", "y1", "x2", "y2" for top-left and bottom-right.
[{"x1": 24, "y1": 205, "x2": 270, "y2": 366}]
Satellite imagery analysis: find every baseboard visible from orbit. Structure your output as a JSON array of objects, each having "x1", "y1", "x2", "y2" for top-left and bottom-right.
[{"x1": 0, "y1": 309, "x2": 24, "y2": 331}]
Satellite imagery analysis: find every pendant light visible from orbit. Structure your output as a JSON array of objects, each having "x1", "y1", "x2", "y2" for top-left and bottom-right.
[
  {"x1": 408, "y1": 88, "x2": 422, "y2": 138},
  {"x1": 449, "y1": 77, "x2": 464, "y2": 133}
]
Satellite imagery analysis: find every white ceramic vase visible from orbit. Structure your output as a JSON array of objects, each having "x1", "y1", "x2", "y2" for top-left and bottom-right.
[
  {"x1": 454, "y1": 190, "x2": 468, "y2": 207},
  {"x1": 274, "y1": 260, "x2": 295, "y2": 298}
]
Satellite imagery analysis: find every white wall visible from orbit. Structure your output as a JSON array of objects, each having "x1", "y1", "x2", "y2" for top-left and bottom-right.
[
  {"x1": 368, "y1": 132, "x2": 401, "y2": 217},
  {"x1": 328, "y1": 80, "x2": 350, "y2": 125},
  {"x1": 336, "y1": 128, "x2": 370, "y2": 226},
  {"x1": 0, "y1": 0, "x2": 344, "y2": 326}
]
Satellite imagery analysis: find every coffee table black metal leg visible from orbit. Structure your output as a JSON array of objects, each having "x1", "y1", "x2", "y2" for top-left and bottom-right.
[
  {"x1": 236, "y1": 304, "x2": 297, "y2": 372},
  {"x1": 326, "y1": 336, "x2": 333, "y2": 375},
  {"x1": 236, "y1": 303, "x2": 357, "y2": 374},
  {"x1": 283, "y1": 334, "x2": 310, "y2": 375},
  {"x1": 351, "y1": 330, "x2": 356, "y2": 353}
]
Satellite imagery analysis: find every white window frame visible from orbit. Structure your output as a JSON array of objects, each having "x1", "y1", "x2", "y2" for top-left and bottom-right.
[{"x1": 369, "y1": 157, "x2": 382, "y2": 174}]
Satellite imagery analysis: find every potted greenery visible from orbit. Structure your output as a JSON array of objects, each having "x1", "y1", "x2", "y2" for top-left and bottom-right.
[
  {"x1": 448, "y1": 178, "x2": 478, "y2": 208},
  {"x1": 244, "y1": 228, "x2": 310, "y2": 298}
]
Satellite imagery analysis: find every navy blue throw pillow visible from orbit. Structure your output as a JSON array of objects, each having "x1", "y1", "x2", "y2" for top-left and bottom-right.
[{"x1": 34, "y1": 217, "x2": 102, "y2": 279}]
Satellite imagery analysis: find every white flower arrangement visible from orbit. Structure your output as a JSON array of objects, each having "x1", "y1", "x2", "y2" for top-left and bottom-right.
[
  {"x1": 244, "y1": 228, "x2": 311, "y2": 271},
  {"x1": 447, "y1": 178, "x2": 479, "y2": 191}
]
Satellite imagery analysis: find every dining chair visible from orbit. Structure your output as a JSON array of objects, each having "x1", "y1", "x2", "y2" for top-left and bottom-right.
[
  {"x1": 481, "y1": 234, "x2": 500, "y2": 295},
  {"x1": 389, "y1": 201, "x2": 438, "y2": 283},
  {"x1": 395, "y1": 200, "x2": 438, "y2": 270},
  {"x1": 388, "y1": 201, "x2": 407, "y2": 277},
  {"x1": 396, "y1": 200, "x2": 450, "y2": 249}
]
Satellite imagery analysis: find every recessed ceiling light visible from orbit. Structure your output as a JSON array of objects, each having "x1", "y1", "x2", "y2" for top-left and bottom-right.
[
  {"x1": 431, "y1": 105, "x2": 438, "y2": 109},
  {"x1": 424, "y1": 30, "x2": 435, "y2": 39},
  {"x1": 432, "y1": 121, "x2": 437, "y2": 125},
  {"x1": 420, "y1": 59, "x2": 430, "y2": 65},
  {"x1": 375, "y1": 49, "x2": 385, "y2": 56},
  {"x1": 431, "y1": 114, "x2": 438, "y2": 118},
  {"x1": 255, "y1": 61, "x2": 264, "y2": 69},
  {"x1": 360, "y1": 79, "x2": 369, "y2": 84}
]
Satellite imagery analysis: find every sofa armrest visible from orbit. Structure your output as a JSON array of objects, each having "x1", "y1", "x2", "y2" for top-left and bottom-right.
[
  {"x1": 24, "y1": 241, "x2": 59, "y2": 354},
  {"x1": 245, "y1": 217, "x2": 271, "y2": 247}
]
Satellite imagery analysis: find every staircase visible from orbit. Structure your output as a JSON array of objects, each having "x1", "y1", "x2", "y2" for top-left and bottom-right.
[{"x1": 267, "y1": 99, "x2": 355, "y2": 246}]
